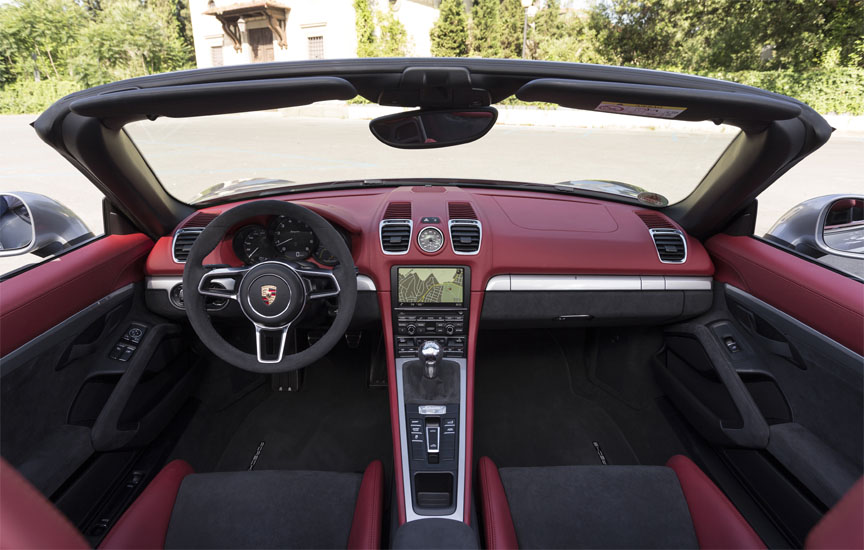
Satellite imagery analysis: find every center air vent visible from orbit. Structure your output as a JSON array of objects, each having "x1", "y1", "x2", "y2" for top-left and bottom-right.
[
  {"x1": 650, "y1": 229, "x2": 687, "y2": 263},
  {"x1": 172, "y1": 227, "x2": 205, "y2": 263},
  {"x1": 380, "y1": 220, "x2": 413, "y2": 254},
  {"x1": 449, "y1": 219, "x2": 482, "y2": 254}
]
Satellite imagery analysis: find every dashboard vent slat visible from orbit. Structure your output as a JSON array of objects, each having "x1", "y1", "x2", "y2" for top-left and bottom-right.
[
  {"x1": 448, "y1": 202, "x2": 477, "y2": 220},
  {"x1": 380, "y1": 220, "x2": 412, "y2": 254},
  {"x1": 383, "y1": 202, "x2": 412, "y2": 220},
  {"x1": 636, "y1": 211, "x2": 675, "y2": 229},
  {"x1": 449, "y1": 219, "x2": 482, "y2": 254},
  {"x1": 172, "y1": 227, "x2": 205, "y2": 263},
  {"x1": 180, "y1": 212, "x2": 218, "y2": 228},
  {"x1": 650, "y1": 229, "x2": 687, "y2": 263}
]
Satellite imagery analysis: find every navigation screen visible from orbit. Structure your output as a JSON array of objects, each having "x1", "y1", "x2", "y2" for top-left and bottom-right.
[{"x1": 397, "y1": 267, "x2": 465, "y2": 307}]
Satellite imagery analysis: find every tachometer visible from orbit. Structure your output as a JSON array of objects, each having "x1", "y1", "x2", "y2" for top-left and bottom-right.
[
  {"x1": 233, "y1": 225, "x2": 275, "y2": 265},
  {"x1": 270, "y1": 216, "x2": 318, "y2": 260}
]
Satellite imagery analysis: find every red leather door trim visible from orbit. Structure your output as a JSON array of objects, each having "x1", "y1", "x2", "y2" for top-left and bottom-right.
[
  {"x1": 667, "y1": 455, "x2": 765, "y2": 550},
  {"x1": 347, "y1": 460, "x2": 384, "y2": 550},
  {"x1": 0, "y1": 458, "x2": 89, "y2": 550},
  {"x1": 706, "y1": 235, "x2": 863, "y2": 355},
  {"x1": 477, "y1": 456, "x2": 519, "y2": 550},
  {"x1": 806, "y1": 477, "x2": 864, "y2": 549},
  {"x1": 99, "y1": 459, "x2": 194, "y2": 550},
  {"x1": 0, "y1": 233, "x2": 154, "y2": 357}
]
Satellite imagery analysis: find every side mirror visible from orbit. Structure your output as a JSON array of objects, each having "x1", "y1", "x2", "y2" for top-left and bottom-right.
[
  {"x1": 821, "y1": 197, "x2": 864, "y2": 258},
  {"x1": 0, "y1": 194, "x2": 35, "y2": 256},
  {"x1": 369, "y1": 107, "x2": 498, "y2": 149},
  {"x1": 765, "y1": 194, "x2": 864, "y2": 260},
  {"x1": 0, "y1": 192, "x2": 94, "y2": 259}
]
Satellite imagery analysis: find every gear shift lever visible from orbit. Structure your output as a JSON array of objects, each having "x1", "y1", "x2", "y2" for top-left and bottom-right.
[{"x1": 420, "y1": 341, "x2": 442, "y2": 379}]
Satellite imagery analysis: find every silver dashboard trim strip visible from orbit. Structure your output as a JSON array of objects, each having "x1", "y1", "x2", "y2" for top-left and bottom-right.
[
  {"x1": 485, "y1": 275, "x2": 712, "y2": 292},
  {"x1": 147, "y1": 274, "x2": 377, "y2": 292}
]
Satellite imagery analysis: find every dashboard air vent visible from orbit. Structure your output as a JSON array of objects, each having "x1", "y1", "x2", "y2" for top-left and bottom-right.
[
  {"x1": 180, "y1": 212, "x2": 218, "y2": 228},
  {"x1": 380, "y1": 220, "x2": 412, "y2": 254},
  {"x1": 172, "y1": 227, "x2": 205, "y2": 263},
  {"x1": 449, "y1": 219, "x2": 482, "y2": 254},
  {"x1": 383, "y1": 202, "x2": 412, "y2": 219},
  {"x1": 636, "y1": 211, "x2": 675, "y2": 229},
  {"x1": 650, "y1": 229, "x2": 687, "y2": 263},
  {"x1": 448, "y1": 202, "x2": 477, "y2": 220}
]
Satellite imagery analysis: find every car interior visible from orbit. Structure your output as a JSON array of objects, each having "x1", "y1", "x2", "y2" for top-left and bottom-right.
[{"x1": 0, "y1": 59, "x2": 862, "y2": 550}]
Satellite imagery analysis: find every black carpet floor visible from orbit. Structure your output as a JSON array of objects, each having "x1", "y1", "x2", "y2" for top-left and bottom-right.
[
  {"x1": 473, "y1": 329, "x2": 686, "y2": 468},
  {"x1": 170, "y1": 343, "x2": 392, "y2": 478}
]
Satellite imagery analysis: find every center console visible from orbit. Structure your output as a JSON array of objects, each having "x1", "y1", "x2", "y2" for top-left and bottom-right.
[{"x1": 392, "y1": 266, "x2": 470, "y2": 522}]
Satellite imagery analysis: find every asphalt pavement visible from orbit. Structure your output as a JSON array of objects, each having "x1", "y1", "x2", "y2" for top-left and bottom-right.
[{"x1": 1, "y1": 113, "x2": 861, "y2": 276}]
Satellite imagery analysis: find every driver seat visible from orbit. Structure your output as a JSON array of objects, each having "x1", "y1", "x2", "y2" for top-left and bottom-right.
[{"x1": 0, "y1": 458, "x2": 384, "y2": 550}]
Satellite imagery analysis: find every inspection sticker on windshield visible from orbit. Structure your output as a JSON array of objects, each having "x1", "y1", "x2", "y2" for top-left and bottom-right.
[{"x1": 595, "y1": 101, "x2": 686, "y2": 119}]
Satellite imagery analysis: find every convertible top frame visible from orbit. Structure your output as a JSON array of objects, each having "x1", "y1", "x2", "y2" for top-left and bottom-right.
[{"x1": 33, "y1": 58, "x2": 833, "y2": 240}]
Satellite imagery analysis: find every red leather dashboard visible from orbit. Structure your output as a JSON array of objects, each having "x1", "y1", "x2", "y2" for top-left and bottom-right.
[
  {"x1": 145, "y1": 185, "x2": 713, "y2": 524},
  {"x1": 145, "y1": 186, "x2": 715, "y2": 285}
]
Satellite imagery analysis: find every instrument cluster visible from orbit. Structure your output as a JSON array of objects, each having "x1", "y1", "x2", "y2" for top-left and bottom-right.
[{"x1": 231, "y1": 216, "x2": 350, "y2": 266}]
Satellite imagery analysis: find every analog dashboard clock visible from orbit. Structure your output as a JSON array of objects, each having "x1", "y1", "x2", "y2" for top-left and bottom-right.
[{"x1": 417, "y1": 226, "x2": 445, "y2": 253}]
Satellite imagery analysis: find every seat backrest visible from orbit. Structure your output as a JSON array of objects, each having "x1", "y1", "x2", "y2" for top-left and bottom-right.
[
  {"x1": 0, "y1": 458, "x2": 89, "y2": 550},
  {"x1": 806, "y1": 477, "x2": 864, "y2": 550}
]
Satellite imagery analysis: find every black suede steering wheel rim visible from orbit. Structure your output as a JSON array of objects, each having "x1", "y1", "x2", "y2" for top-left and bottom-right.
[{"x1": 182, "y1": 200, "x2": 357, "y2": 373}]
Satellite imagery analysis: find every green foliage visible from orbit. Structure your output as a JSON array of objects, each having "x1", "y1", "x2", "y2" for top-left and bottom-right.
[
  {"x1": 377, "y1": 7, "x2": 410, "y2": 57},
  {"x1": 70, "y1": 0, "x2": 193, "y2": 88},
  {"x1": 0, "y1": 78, "x2": 79, "y2": 113},
  {"x1": 469, "y1": 0, "x2": 500, "y2": 58},
  {"x1": 0, "y1": 0, "x2": 193, "y2": 110},
  {"x1": 430, "y1": 0, "x2": 468, "y2": 57},
  {"x1": 705, "y1": 67, "x2": 864, "y2": 115},
  {"x1": 498, "y1": 0, "x2": 524, "y2": 59},
  {"x1": 354, "y1": 0, "x2": 377, "y2": 57}
]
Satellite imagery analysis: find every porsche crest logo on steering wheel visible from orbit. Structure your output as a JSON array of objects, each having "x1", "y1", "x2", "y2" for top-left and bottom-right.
[{"x1": 260, "y1": 285, "x2": 277, "y2": 306}]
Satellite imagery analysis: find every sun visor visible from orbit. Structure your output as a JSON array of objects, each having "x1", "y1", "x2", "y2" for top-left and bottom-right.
[
  {"x1": 516, "y1": 79, "x2": 801, "y2": 131},
  {"x1": 69, "y1": 77, "x2": 358, "y2": 128}
]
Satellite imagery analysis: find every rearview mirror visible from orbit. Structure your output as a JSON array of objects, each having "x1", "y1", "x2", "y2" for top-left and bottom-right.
[
  {"x1": 821, "y1": 197, "x2": 864, "y2": 258},
  {"x1": 369, "y1": 107, "x2": 498, "y2": 149},
  {"x1": 0, "y1": 192, "x2": 94, "y2": 258}
]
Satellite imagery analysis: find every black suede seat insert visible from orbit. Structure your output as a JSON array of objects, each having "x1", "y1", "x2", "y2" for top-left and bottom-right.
[
  {"x1": 164, "y1": 470, "x2": 362, "y2": 549},
  {"x1": 498, "y1": 465, "x2": 698, "y2": 549}
]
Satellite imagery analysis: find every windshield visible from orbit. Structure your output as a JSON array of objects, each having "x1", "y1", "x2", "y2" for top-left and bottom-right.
[{"x1": 124, "y1": 105, "x2": 739, "y2": 205}]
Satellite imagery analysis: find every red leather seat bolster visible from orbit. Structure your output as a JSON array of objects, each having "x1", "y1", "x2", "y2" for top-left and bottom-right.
[
  {"x1": 667, "y1": 455, "x2": 765, "y2": 550},
  {"x1": 99, "y1": 459, "x2": 194, "y2": 550},
  {"x1": 0, "y1": 458, "x2": 89, "y2": 550},
  {"x1": 806, "y1": 477, "x2": 864, "y2": 550},
  {"x1": 347, "y1": 460, "x2": 384, "y2": 550},
  {"x1": 478, "y1": 456, "x2": 519, "y2": 550}
]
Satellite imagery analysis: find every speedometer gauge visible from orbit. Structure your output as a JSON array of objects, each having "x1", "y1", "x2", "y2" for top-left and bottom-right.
[
  {"x1": 270, "y1": 216, "x2": 318, "y2": 260},
  {"x1": 233, "y1": 225, "x2": 275, "y2": 265},
  {"x1": 417, "y1": 226, "x2": 444, "y2": 253}
]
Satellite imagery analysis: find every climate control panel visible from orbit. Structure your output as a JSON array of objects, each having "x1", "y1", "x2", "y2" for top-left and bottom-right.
[{"x1": 395, "y1": 310, "x2": 467, "y2": 357}]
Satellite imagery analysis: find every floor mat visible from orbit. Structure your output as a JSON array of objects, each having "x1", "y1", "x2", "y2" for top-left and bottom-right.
[
  {"x1": 213, "y1": 350, "x2": 392, "y2": 475},
  {"x1": 474, "y1": 331, "x2": 640, "y2": 468},
  {"x1": 474, "y1": 328, "x2": 688, "y2": 468}
]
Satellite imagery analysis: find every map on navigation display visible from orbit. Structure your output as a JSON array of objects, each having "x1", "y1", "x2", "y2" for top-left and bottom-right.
[{"x1": 397, "y1": 267, "x2": 464, "y2": 305}]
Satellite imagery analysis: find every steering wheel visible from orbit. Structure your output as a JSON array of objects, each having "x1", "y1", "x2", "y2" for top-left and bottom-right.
[{"x1": 182, "y1": 201, "x2": 357, "y2": 373}]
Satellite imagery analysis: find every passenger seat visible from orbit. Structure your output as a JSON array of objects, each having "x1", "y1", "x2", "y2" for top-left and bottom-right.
[{"x1": 478, "y1": 455, "x2": 863, "y2": 549}]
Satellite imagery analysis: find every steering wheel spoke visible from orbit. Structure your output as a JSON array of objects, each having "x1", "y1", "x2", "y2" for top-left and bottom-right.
[
  {"x1": 254, "y1": 324, "x2": 291, "y2": 364},
  {"x1": 198, "y1": 266, "x2": 250, "y2": 301},
  {"x1": 298, "y1": 266, "x2": 341, "y2": 299}
]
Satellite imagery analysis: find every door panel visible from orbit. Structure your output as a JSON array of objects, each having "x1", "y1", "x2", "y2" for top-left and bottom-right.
[
  {"x1": 0, "y1": 233, "x2": 154, "y2": 356},
  {"x1": 706, "y1": 234, "x2": 863, "y2": 355}
]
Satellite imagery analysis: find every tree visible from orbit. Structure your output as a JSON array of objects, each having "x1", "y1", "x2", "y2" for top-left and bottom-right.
[
  {"x1": 498, "y1": 0, "x2": 524, "y2": 59},
  {"x1": 377, "y1": 7, "x2": 410, "y2": 57},
  {"x1": 430, "y1": 0, "x2": 468, "y2": 57},
  {"x1": 470, "y1": 0, "x2": 500, "y2": 58},
  {"x1": 70, "y1": 0, "x2": 192, "y2": 87},
  {"x1": 354, "y1": 0, "x2": 376, "y2": 57}
]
